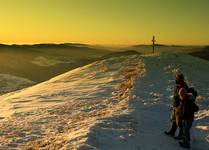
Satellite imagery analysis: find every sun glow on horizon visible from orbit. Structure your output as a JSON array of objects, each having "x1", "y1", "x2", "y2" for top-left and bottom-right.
[{"x1": 0, "y1": 0, "x2": 209, "y2": 45}]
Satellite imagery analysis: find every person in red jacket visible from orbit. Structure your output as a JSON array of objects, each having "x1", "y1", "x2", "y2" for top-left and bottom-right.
[{"x1": 178, "y1": 86, "x2": 186, "y2": 114}]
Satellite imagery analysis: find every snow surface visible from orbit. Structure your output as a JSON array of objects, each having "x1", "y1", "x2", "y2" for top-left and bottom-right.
[{"x1": 0, "y1": 53, "x2": 208, "y2": 150}]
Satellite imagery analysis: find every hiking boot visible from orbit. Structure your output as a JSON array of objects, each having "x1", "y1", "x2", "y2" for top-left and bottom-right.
[
  {"x1": 164, "y1": 131, "x2": 174, "y2": 137},
  {"x1": 179, "y1": 141, "x2": 190, "y2": 149},
  {"x1": 174, "y1": 136, "x2": 183, "y2": 140}
]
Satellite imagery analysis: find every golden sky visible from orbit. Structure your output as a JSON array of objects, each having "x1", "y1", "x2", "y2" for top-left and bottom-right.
[{"x1": 0, "y1": 0, "x2": 209, "y2": 45}]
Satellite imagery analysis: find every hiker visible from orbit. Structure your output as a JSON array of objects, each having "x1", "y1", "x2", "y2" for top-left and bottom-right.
[
  {"x1": 165, "y1": 73, "x2": 188, "y2": 139},
  {"x1": 179, "y1": 87, "x2": 199, "y2": 148}
]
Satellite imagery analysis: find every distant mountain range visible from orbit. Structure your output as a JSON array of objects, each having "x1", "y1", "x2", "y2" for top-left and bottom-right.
[
  {"x1": 123, "y1": 44, "x2": 207, "y2": 56},
  {"x1": 0, "y1": 43, "x2": 89, "y2": 48},
  {"x1": 0, "y1": 43, "x2": 208, "y2": 94},
  {"x1": 0, "y1": 43, "x2": 111, "y2": 94},
  {"x1": 189, "y1": 46, "x2": 209, "y2": 61}
]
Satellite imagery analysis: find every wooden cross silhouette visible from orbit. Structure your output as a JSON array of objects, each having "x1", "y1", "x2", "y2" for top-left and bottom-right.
[{"x1": 152, "y1": 36, "x2": 156, "y2": 53}]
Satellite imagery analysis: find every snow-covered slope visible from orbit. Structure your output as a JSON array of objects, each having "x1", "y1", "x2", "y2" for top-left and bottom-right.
[
  {"x1": 0, "y1": 53, "x2": 208, "y2": 150},
  {"x1": 0, "y1": 55, "x2": 144, "y2": 149},
  {"x1": 81, "y1": 53, "x2": 209, "y2": 150}
]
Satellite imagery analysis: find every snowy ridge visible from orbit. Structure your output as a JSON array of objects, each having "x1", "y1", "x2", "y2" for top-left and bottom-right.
[
  {"x1": 0, "y1": 55, "x2": 145, "y2": 149},
  {"x1": 0, "y1": 53, "x2": 208, "y2": 150},
  {"x1": 126, "y1": 53, "x2": 208, "y2": 150},
  {"x1": 78, "y1": 53, "x2": 209, "y2": 150}
]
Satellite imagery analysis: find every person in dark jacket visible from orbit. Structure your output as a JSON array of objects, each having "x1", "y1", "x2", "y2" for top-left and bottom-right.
[
  {"x1": 179, "y1": 89, "x2": 198, "y2": 148},
  {"x1": 165, "y1": 73, "x2": 188, "y2": 139}
]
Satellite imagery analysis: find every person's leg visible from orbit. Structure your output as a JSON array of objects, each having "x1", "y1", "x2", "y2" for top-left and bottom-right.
[
  {"x1": 184, "y1": 118, "x2": 193, "y2": 144},
  {"x1": 165, "y1": 108, "x2": 177, "y2": 136},
  {"x1": 175, "y1": 111, "x2": 183, "y2": 139},
  {"x1": 165, "y1": 122, "x2": 177, "y2": 136},
  {"x1": 179, "y1": 117, "x2": 193, "y2": 148}
]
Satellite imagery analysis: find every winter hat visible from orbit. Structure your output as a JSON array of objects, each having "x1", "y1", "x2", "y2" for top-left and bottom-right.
[{"x1": 175, "y1": 73, "x2": 184, "y2": 82}]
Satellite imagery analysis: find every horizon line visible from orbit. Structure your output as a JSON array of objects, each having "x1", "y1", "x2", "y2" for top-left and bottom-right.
[{"x1": 0, "y1": 42, "x2": 208, "y2": 48}]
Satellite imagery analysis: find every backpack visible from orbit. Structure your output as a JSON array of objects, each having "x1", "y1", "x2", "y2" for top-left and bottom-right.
[
  {"x1": 187, "y1": 87, "x2": 198, "y2": 102},
  {"x1": 188, "y1": 87, "x2": 199, "y2": 112},
  {"x1": 191, "y1": 101, "x2": 199, "y2": 112}
]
